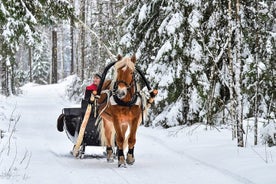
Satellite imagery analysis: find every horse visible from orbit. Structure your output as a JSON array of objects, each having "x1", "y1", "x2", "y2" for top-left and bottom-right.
[{"x1": 97, "y1": 54, "x2": 147, "y2": 167}]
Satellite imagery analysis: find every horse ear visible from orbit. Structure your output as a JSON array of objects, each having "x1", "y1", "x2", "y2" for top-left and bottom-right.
[
  {"x1": 117, "y1": 54, "x2": 122, "y2": 61},
  {"x1": 131, "y1": 55, "x2": 136, "y2": 63}
]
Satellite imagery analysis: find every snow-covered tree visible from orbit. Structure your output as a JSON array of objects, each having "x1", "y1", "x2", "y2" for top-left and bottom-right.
[
  {"x1": 118, "y1": 0, "x2": 275, "y2": 136},
  {"x1": 119, "y1": 1, "x2": 192, "y2": 126},
  {"x1": 0, "y1": 0, "x2": 73, "y2": 95},
  {"x1": 32, "y1": 32, "x2": 51, "y2": 84},
  {"x1": 242, "y1": 0, "x2": 276, "y2": 145},
  {"x1": 119, "y1": 0, "x2": 230, "y2": 127}
]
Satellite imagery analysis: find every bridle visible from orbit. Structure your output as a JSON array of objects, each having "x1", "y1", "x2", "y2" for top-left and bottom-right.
[
  {"x1": 112, "y1": 72, "x2": 139, "y2": 107},
  {"x1": 113, "y1": 80, "x2": 134, "y2": 92}
]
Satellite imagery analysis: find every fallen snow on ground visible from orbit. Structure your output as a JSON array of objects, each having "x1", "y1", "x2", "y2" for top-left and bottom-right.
[{"x1": 0, "y1": 77, "x2": 276, "y2": 184}]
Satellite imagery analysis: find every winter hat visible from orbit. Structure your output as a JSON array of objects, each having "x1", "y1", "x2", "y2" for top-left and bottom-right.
[{"x1": 94, "y1": 73, "x2": 102, "y2": 79}]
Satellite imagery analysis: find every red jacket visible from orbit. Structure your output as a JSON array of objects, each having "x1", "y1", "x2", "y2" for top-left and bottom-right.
[{"x1": 86, "y1": 84, "x2": 97, "y2": 91}]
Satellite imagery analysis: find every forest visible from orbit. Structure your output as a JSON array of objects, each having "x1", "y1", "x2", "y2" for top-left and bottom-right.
[{"x1": 0, "y1": 0, "x2": 275, "y2": 147}]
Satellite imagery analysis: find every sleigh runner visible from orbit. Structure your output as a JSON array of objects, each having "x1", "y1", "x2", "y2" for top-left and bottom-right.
[{"x1": 57, "y1": 55, "x2": 158, "y2": 166}]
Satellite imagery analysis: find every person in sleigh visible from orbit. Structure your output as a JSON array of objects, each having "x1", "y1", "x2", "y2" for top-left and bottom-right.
[
  {"x1": 57, "y1": 73, "x2": 102, "y2": 132},
  {"x1": 84, "y1": 73, "x2": 102, "y2": 100}
]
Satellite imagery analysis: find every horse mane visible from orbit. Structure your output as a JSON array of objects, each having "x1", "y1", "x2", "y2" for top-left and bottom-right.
[{"x1": 114, "y1": 56, "x2": 135, "y2": 72}]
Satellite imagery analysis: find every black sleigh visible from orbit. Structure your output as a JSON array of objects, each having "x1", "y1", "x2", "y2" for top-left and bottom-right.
[{"x1": 57, "y1": 98, "x2": 101, "y2": 158}]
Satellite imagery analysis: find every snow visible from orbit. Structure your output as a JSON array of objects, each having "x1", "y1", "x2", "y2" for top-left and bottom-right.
[
  {"x1": 189, "y1": 38, "x2": 203, "y2": 61},
  {"x1": 155, "y1": 40, "x2": 172, "y2": 62},
  {"x1": 1, "y1": 77, "x2": 276, "y2": 184},
  {"x1": 166, "y1": 12, "x2": 183, "y2": 35},
  {"x1": 158, "y1": 12, "x2": 183, "y2": 36},
  {"x1": 138, "y1": 4, "x2": 148, "y2": 23},
  {"x1": 153, "y1": 100, "x2": 183, "y2": 127},
  {"x1": 189, "y1": 87, "x2": 202, "y2": 113},
  {"x1": 188, "y1": 9, "x2": 202, "y2": 29},
  {"x1": 258, "y1": 62, "x2": 266, "y2": 74}
]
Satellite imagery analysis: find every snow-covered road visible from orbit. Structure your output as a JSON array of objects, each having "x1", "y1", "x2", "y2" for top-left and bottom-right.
[{"x1": 1, "y1": 79, "x2": 275, "y2": 184}]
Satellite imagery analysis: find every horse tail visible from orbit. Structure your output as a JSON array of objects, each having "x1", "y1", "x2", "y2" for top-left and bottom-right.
[
  {"x1": 98, "y1": 119, "x2": 116, "y2": 147},
  {"x1": 99, "y1": 119, "x2": 106, "y2": 146},
  {"x1": 140, "y1": 91, "x2": 149, "y2": 124}
]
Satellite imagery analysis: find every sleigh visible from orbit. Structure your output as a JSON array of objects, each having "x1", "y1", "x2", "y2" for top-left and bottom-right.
[
  {"x1": 57, "y1": 57, "x2": 158, "y2": 162},
  {"x1": 57, "y1": 100, "x2": 101, "y2": 158}
]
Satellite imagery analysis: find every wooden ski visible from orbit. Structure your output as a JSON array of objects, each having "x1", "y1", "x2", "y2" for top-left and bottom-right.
[{"x1": 72, "y1": 94, "x2": 95, "y2": 157}]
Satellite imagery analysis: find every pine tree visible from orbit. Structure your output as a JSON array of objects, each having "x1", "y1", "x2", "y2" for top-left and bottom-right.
[
  {"x1": 242, "y1": 0, "x2": 276, "y2": 145},
  {"x1": 32, "y1": 33, "x2": 51, "y2": 84},
  {"x1": 118, "y1": 0, "x2": 275, "y2": 132},
  {"x1": 0, "y1": 0, "x2": 73, "y2": 95}
]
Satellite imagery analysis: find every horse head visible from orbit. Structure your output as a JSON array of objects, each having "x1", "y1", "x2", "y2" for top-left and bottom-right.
[{"x1": 113, "y1": 55, "x2": 136, "y2": 100}]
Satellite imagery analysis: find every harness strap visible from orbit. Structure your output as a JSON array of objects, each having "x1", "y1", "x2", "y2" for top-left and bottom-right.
[
  {"x1": 135, "y1": 67, "x2": 152, "y2": 91},
  {"x1": 95, "y1": 90, "x2": 112, "y2": 126},
  {"x1": 113, "y1": 93, "x2": 138, "y2": 107},
  {"x1": 97, "y1": 61, "x2": 117, "y2": 96}
]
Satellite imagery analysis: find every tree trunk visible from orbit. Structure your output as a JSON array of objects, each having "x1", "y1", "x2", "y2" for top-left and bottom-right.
[
  {"x1": 0, "y1": 63, "x2": 2, "y2": 95},
  {"x1": 1, "y1": 60, "x2": 12, "y2": 96},
  {"x1": 70, "y1": 0, "x2": 75, "y2": 75},
  {"x1": 29, "y1": 47, "x2": 32, "y2": 82},
  {"x1": 80, "y1": 0, "x2": 86, "y2": 81},
  {"x1": 206, "y1": 67, "x2": 216, "y2": 125},
  {"x1": 10, "y1": 64, "x2": 15, "y2": 94},
  {"x1": 0, "y1": 63, "x2": 7, "y2": 95},
  {"x1": 70, "y1": 16, "x2": 74, "y2": 75},
  {"x1": 60, "y1": 28, "x2": 64, "y2": 79},
  {"x1": 254, "y1": 0, "x2": 260, "y2": 146},
  {"x1": 228, "y1": 0, "x2": 236, "y2": 140},
  {"x1": 235, "y1": 0, "x2": 244, "y2": 147},
  {"x1": 97, "y1": 0, "x2": 103, "y2": 67},
  {"x1": 52, "y1": 29, "x2": 58, "y2": 84}
]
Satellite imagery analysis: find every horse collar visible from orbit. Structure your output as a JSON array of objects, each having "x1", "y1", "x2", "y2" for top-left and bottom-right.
[{"x1": 112, "y1": 93, "x2": 138, "y2": 107}]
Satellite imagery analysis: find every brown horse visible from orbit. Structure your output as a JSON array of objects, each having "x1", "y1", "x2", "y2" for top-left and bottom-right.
[{"x1": 97, "y1": 55, "x2": 147, "y2": 167}]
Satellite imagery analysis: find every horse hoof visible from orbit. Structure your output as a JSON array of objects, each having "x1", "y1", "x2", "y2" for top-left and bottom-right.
[
  {"x1": 118, "y1": 156, "x2": 126, "y2": 168},
  {"x1": 126, "y1": 153, "x2": 135, "y2": 165},
  {"x1": 118, "y1": 163, "x2": 127, "y2": 168},
  {"x1": 78, "y1": 153, "x2": 85, "y2": 159},
  {"x1": 106, "y1": 148, "x2": 114, "y2": 163},
  {"x1": 107, "y1": 158, "x2": 114, "y2": 163}
]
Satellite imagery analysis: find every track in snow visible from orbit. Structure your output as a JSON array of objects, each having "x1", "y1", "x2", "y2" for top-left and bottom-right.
[{"x1": 140, "y1": 132, "x2": 256, "y2": 184}]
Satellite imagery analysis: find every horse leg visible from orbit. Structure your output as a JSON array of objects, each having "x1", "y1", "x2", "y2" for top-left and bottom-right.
[
  {"x1": 126, "y1": 147, "x2": 135, "y2": 165},
  {"x1": 115, "y1": 123, "x2": 128, "y2": 167},
  {"x1": 102, "y1": 119, "x2": 115, "y2": 162},
  {"x1": 126, "y1": 119, "x2": 139, "y2": 165},
  {"x1": 106, "y1": 146, "x2": 114, "y2": 162}
]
